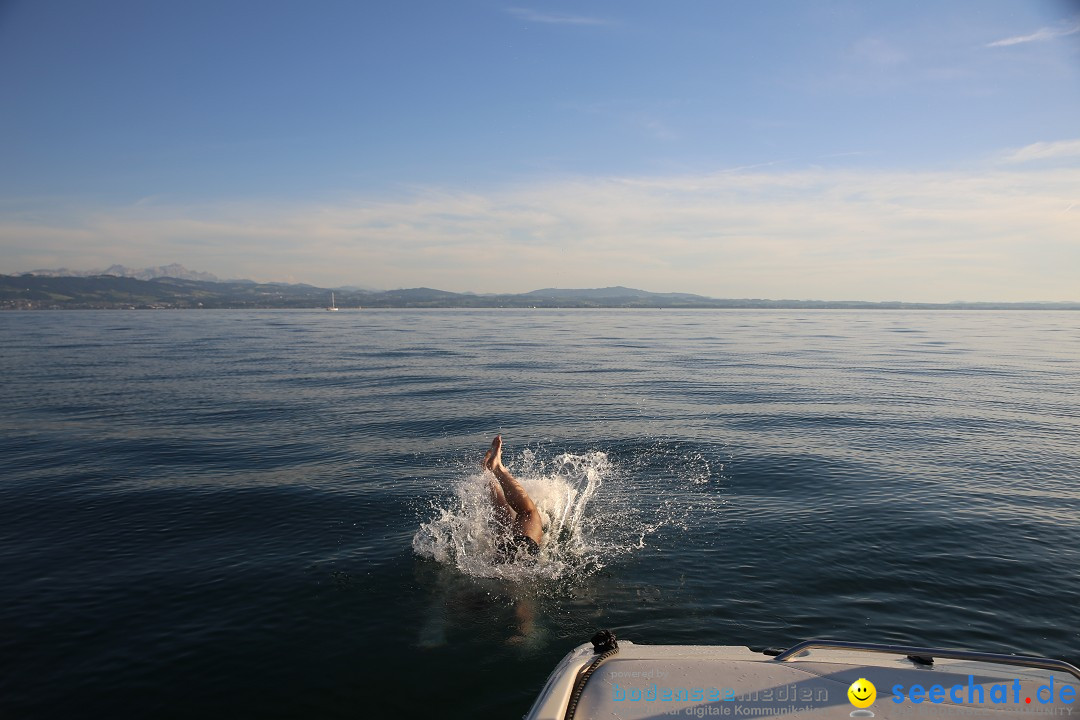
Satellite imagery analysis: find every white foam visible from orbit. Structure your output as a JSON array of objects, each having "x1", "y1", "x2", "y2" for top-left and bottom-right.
[{"x1": 412, "y1": 450, "x2": 639, "y2": 581}]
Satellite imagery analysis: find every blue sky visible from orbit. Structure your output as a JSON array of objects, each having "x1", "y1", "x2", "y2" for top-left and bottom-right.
[{"x1": 1, "y1": 0, "x2": 1078, "y2": 300}]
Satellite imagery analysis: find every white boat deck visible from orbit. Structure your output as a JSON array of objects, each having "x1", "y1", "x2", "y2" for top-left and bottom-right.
[{"x1": 527, "y1": 641, "x2": 1079, "y2": 720}]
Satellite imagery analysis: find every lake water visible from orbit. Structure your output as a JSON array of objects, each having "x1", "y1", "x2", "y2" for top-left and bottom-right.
[{"x1": 2, "y1": 309, "x2": 1078, "y2": 719}]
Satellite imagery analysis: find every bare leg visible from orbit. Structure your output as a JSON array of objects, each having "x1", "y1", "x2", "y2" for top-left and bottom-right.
[
  {"x1": 484, "y1": 436, "x2": 543, "y2": 546},
  {"x1": 486, "y1": 465, "x2": 514, "y2": 529}
]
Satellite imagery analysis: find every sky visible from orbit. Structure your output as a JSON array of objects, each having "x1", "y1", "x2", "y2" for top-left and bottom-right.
[{"x1": 1, "y1": 0, "x2": 1078, "y2": 301}]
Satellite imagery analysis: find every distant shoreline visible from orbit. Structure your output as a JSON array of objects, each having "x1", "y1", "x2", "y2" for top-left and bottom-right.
[
  {"x1": 2, "y1": 274, "x2": 1077, "y2": 311},
  {"x1": 5, "y1": 305, "x2": 1080, "y2": 312}
]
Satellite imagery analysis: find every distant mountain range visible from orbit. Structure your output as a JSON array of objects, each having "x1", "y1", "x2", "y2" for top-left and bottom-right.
[
  {"x1": 25, "y1": 263, "x2": 222, "y2": 282},
  {"x1": 2, "y1": 272, "x2": 1078, "y2": 310},
  {"x1": 523, "y1": 286, "x2": 710, "y2": 301}
]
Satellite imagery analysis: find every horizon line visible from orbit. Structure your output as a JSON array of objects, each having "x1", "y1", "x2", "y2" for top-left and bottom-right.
[{"x1": 4, "y1": 270, "x2": 1079, "y2": 306}]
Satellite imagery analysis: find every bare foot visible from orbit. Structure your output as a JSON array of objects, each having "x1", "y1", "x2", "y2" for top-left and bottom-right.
[{"x1": 483, "y1": 435, "x2": 503, "y2": 472}]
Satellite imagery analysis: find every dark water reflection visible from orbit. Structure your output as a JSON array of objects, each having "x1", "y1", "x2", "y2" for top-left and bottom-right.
[{"x1": 1, "y1": 309, "x2": 1078, "y2": 719}]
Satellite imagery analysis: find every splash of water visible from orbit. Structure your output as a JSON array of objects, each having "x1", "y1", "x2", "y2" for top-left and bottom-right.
[{"x1": 412, "y1": 450, "x2": 635, "y2": 581}]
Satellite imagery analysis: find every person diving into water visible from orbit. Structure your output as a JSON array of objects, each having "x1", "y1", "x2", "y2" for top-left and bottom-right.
[{"x1": 484, "y1": 435, "x2": 544, "y2": 558}]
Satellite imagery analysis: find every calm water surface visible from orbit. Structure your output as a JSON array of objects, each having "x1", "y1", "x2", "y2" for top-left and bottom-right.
[{"x1": 2, "y1": 309, "x2": 1078, "y2": 719}]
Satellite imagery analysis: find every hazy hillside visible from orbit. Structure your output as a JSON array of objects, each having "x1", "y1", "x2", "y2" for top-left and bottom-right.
[
  {"x1": 523, "y1": 286, "x2": 711, "y2": 301},
  {"x1": 2, "y1": 274, "x2": 1078, "y2": 310},
  {"x1": 24, "y1": 263, "x2": 221, "y2": 282}
]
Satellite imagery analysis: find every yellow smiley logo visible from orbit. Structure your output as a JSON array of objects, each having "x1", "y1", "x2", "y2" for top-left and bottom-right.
[{"x1": 848, "y1": 678, "x2": 876, "y2": 708}]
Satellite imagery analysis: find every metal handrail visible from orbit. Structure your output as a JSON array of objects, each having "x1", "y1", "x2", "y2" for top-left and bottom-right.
[{"x1": 773, "y1": 640, "x2": 1080, "y2": 683}]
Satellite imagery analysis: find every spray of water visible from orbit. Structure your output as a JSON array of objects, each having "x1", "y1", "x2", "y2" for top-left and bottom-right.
[{"x1": 412, "y1": 449, "x2": 646, "y2": 581}]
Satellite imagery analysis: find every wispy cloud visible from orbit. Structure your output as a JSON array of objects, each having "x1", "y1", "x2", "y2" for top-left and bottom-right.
[
  {"x1": 851, "y1": 37, "x2": 907, "y2": 66},
  {"x1": 986, "y1": 18, "x2": 1080, "y2": 47},
  {"x1": 4, "y1": 164, "x2": 1078, "y2": 302},
  {"x1": 1002, "y1": 139, "x2": 1080, "y2": 163},
  {"x1": 506, "y1": 7, "x2": 611, "y2": 26},
  {"x1": 634, "y1": 116, "x2": 677, "y2": 141}
]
